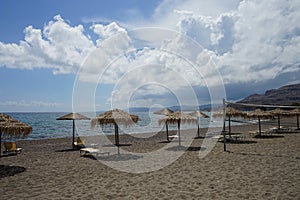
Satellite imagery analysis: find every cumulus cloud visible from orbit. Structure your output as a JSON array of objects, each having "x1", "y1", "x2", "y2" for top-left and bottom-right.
[
  {"x1": 162, "y1": 0, "x2": 300, "y2": 86},
  {"x1": 0, "y1": 15, "x2": 95, "y2": 74},
  {"x1": 216, "y1": 0, "x2": 300, "y2": 83}
]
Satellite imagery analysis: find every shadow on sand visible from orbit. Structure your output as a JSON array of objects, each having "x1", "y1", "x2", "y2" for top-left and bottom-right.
[
  {"x1": 55, "y1": 148, "x2": 79, "y2": 152},
  {"x1": 0, "y1": 165, "x2": 26, "y2": 178},
  {"x1": 96, "y1": 153, "x2": 143, "y2": 161},
  {"x1": 254, "y1": 135, "x2": 284, "y2": 139},
  {"x1": 102, "y1": 143, "x2": 132, "y2": 147}
]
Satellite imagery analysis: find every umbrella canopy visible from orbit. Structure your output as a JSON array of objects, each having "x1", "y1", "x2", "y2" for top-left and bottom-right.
[
  {"x1": 0, "y1": 113, "x2": 32, "y2": 156},
  {"x1": 153, "y1": 108, "x2": 174, "y2": 115},
  {"x1": 213, "y1": 107, "x2": 246, "y2": 135},
  {"x1": 246, "y1": 109, "x2": 273, "y2": 136},
  {"x1": 91, "y1": 109, "x2": 139, "y2": 146},
  {"x1": 188, "y1": 110, "x2": 209, "y2": 138},
  {"x1": 159, "y1": 111, "x2": 197, "y2": 146},
  {"x1": 56, "y1": 112, "x2": 91, "y2": 120},
  {"x1": 153, "y1": 108, "x2": 174, "y2": 141},
  {"x1": 188, "y1": 110, "x2": 209, "y2": 118},
  {"x1": 57, "y1": 112, "x2": 90, "y2": 149},
  {"x1": 269, "y1": 108, "x2": 291, "y2": 129}
]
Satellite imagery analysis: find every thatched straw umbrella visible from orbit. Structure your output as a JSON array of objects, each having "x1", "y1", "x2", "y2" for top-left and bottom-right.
[
  {"x1": 269, "y1": 108, "x2": 291, "y2": 130},
  {"x1": 246, "y1": 109, "x2": 273, "y2": 136},
  {"x1": 91, "y1": 109, "x2": 139, "y2": 146},
  {"x1": 289, "y1": 108, "x2": 300, "y2": 130},
  {"x1": 153, "y1": 108, "x2": 174, "y2": 115},
  {"x1": 0, "y1": 113, "x2": 32, "y2": 156},
  {"x1": 153, "y1": 108, "x2": 174, "y2": 141},
  {"x1": 213, "y1": 107, "x2": 246, "y2": 136},
  {"x1": 188, "y1": 110, "x2": 209, "y2": 138},
  {"x1": 159, "y1": 111, "x2": 197, "y2": 146},
  {"x1": 57, "y1": 112, "x2": 90, "y2": 149}
]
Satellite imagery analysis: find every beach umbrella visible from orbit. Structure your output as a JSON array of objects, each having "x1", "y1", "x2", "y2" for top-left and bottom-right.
[
  {"x1": 153, "y1": 108, "x2": 174, "y2": 141},
  {"x1": 153, "y1": 108, "x2": 174, "y2": 115},
  {"x1": 91, "y1": 109, "x2": 139, "y2": 146},
  {"x1": 246, "y1": 109, "x2": 273, "y2": 136},
  {"x1": 269, "y1": 108, "x2": 290, "y2": 130},
  {"x1": 0, "y1": 113, "x2": 32, "y2": 156},
  {"x1": 188, "y1": 110, "x2": 209, "y2": 138},
  {"x1": 213, "y1": 107, "x2": 246, "y2": 136},
  {"x1": 159, "y1": 111, "x2": 197, "y2": 146},
  {"x1": 289, "y1": 108, "x2": 300, "y2": 129},
  {"x1": 56, "y1": 112, "x2": 90, "y2": 149}
]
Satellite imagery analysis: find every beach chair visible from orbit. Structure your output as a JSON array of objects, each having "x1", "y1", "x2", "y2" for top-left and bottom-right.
[
  {"x1": 74, "y1": 137, "x2": 85, "y2": 149},
  {"x1": 3, "y1": 142, "x2": 22, "y2": 155},
  {"x1": 80, "y1": 148, "x2": 109, "y2": 157}
]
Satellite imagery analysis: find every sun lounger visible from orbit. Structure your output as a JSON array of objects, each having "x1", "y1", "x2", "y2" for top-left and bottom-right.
[
  {"x1": 229, "y1": 134, "x2": 245, "y2": 142},
  {"x1": 168, "y1": 135, "x2": 179, "y2": 139},
  {"x1": 211, "y1": 135, "x2": 223, "y2": 141},
  {"x1": 3, "y1": 142, "x2": 22, "y2": 155},
  {"x1": 80, "y1": 148, "x2": 109, "y2": 157},
  {"x1": 74, "y1": 137, "x2": 85, "y2": 149}
]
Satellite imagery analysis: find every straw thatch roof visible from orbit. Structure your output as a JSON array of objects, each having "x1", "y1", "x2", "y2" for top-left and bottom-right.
[
  {"x1": 269, "y1": 108, "x2": 291, "y2": 116},
  {"x1": 0, "y1": 113, "x2": 32, "y2": 139},
  {"x1": 158, "y1": 111, "x2": 197, "y2": 126},
  {"x1": 213, "y1": 107, "x2": 246, "y2": 118},
  {"x1": 246, "y1": 109, "x2": 273, "y2": 119},
  {"x1": 91, "y1": 109, "x2": 139, "y2": 128},
  {"x1": 188, "y1": 110, "x2": 209, "y2": 118},
  {"x1": 56, "y1": 112, "x2": 90, "y2": 120},
  {"x1": 153, "y1": 108, "x2": 174, "y2": 115},
  {"x1": 289, "y1": 108, "x2": 300, "y2": 116}
]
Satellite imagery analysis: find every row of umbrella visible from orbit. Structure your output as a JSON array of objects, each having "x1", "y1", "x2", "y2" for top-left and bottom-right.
[
  {"x1": 57, "y1": 108, "x2": 208, "y2": 148},
  {"x1": 1, "y1": 106, "x2": 298, "y2": 153},
  {"x1": 57, "y1": 109, "x2": 139, "y2": 148},
  {"x1": 214, "y1": 107, "x2": 300, "y2": 136},
  {"x1": 155, "y1": 108, "x2": 209, "y2": 144}
]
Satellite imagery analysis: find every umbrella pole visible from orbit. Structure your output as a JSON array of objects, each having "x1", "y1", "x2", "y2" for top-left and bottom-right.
[
  {"x1": 0, "y1": 131, "x2": 2, "y2": 157},
  {"x1": 197, "y1": 117, "x2": 200, "y2": 138},
  {"x1": 278, "y1": 115, "x2": 281, "y2": 129},
  {"x1": 114, "y1": 123, "x2": 119, "y2": 146},
  {"x1": 222, "y1": 99, "x2": 226, "y2": 151},
  {"x1": 166, "y1": 122, "x2": 169, "y2": 141},
  {"x1": 178, "y1": 120, "x2": 181, "y2": 146},
  {"x1": 72, "y1": 120, "x2": 75, "y2": 149},
  {"x1": 228, "y1": 116, "x2": 231, "y2": 137},
  {"x1": 258, "y1": 117, "x2": 262, "y2": 136},
  {"x1": 297, "y1": 114, "x2": 299, "y2": 130}
]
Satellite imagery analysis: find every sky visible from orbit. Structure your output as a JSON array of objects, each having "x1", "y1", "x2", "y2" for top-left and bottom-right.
[{"x1": 0, "y1": 0, "x2": 299, "y2": 112}]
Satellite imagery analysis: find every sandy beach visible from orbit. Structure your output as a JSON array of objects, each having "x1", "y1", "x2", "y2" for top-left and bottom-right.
[{"x1": 0, "y1": 118, "x2": 299, "y2": 199}]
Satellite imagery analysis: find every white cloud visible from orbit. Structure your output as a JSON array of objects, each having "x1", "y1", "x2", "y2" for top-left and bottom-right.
[
  {"x1": 153, "y1": 0, "x2": 300, "y2": 86},
  {"x1": 0, "y1": 100, "x2": 62, "y2": 108},
  {"x1": 0, "y1": 15, "x2": 95, "y2": 74},
  {"x1": 216, "y1": 0, "x2": 300, "y2": 83}
]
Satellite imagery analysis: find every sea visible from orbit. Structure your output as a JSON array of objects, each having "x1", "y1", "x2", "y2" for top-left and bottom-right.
[{"x1": 5, "y1": 111, "x2": 231, "y2": 141}]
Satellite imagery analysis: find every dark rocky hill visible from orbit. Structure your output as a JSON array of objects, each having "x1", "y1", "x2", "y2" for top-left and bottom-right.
[{"x1": 237, "y1": 83, "x2": 300, "y2": 106}]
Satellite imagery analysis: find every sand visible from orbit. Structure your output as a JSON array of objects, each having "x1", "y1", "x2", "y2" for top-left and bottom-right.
[{"x1": 0, "y1": 118, "x2": 299, "y2": 199}]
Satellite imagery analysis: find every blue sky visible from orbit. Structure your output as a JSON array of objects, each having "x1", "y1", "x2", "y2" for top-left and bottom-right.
[{"x1": 0, "y1": 0, "x2": 299, "y2": 112}]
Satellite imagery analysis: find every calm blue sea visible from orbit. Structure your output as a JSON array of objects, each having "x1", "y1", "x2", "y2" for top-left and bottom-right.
[{"x1": 6, "y1": 112, "x2": 225, "y2": 140}]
